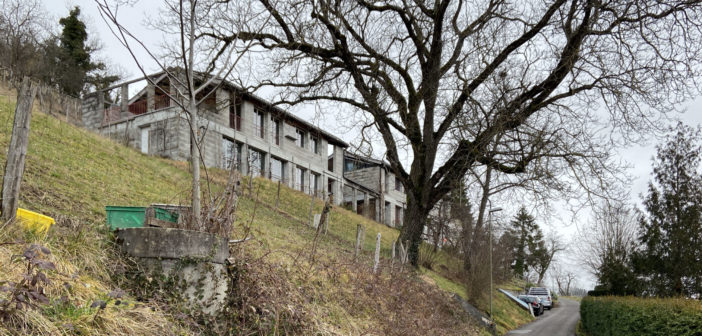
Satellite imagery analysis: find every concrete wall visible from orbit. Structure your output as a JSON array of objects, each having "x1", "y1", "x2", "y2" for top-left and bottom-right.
[
  {"x1": 98, "y1": 108, "x2": 188, "y2": 162},
  {"x1": 344, "y1": 167, "x2": 380, "y2": 191},
  {"x1": 81, "y1": 93, "x2": 102, "y2": 130},
  {"x1": 343, "y1": 165, "x2": 407, "y2": 227}
]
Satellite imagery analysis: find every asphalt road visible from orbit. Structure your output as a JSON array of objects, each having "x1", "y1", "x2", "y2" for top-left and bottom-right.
[{"x1": 507, "y1": 298, "x2": 580, "y2": 336}]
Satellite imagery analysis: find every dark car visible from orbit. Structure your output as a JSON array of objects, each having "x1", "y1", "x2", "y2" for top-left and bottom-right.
[{"x1": 518, "y1": 295, "x2": 544, "y2": 316}]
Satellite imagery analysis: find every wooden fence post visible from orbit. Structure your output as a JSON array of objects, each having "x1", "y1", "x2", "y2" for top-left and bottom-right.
[
  {"x1": 391, "y1": 240, "x2": 396, "y2": 259},
  {"x1": 275, "y1": 180, "x2": 281, "y2": 208},
  {"x1": 308, "y1": 188, "x2": 315, "y2": 226},
  {"x1": 354, "y1": 224, "x2": 363, "y2": 260},
  {"x1": 323, "y1": 210, "x2": 329, "y2": 235},
  {"x1": 309, "y1": 194, "x2": 333, "y2": 262},
  {"x1": 1, "y1": 77, "x2": 37, "y2": 221},
  {"x1": 391, "y1": 240, "x2": 396, "y2": 269},
  {"x1": 373, "y1": 233, "x2": 381, "y2": 273}
]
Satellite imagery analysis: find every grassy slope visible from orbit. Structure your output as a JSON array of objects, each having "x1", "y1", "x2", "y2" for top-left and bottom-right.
[
  {"x1": 0, "y1": 88, "x2": 190, "y2": 334},
  {"x1": 421, "y1": 267, "x2": 533, "y2": 335},
  {"x1": 0, "y1": 86, "x2": 479, "y2": 335}
]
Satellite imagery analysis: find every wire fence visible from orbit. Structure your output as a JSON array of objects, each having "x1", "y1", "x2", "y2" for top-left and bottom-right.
[{"x1": 0, "y1": 67, "x2": 83, "y2": 127}]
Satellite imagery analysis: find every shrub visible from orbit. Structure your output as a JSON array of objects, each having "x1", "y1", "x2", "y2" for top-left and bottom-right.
[{"x1": 580, "y1": 296, "x2": 702, "y2": 336}]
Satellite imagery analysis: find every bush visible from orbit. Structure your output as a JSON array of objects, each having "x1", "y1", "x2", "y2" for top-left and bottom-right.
[{"x1": 580, "y1": 296, "x2": 702, "y2": 336}]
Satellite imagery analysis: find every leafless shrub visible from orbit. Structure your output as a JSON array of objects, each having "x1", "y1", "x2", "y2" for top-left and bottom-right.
[
  {"x1": 418, "y1": 244, "x2": 440, "y2": 270},
  {"x1": 169, "y1": 169, "x2": 242, "y2": 238}
]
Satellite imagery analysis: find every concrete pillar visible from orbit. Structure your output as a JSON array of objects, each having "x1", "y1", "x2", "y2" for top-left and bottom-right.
[
  {"x1": 306, "y1": 165, "x2": 313, "y2": 195},
  {"x1": 375, "y1": 197, "x2": 380, "y2": 222},
  {"x1": 264, "y1": 111, "x2": 271, "y2": 144},
  {"x1": 334, "y1": 146, "x2": 344, "y2": 173},
  {"x1": 363, "y1": 192, "x2": 370, "y2": 218},
  {"x1": 216, "y1": 87, "x2": 230, "y2": 124},
  {"x1": 352, "y1": 187, "x2": 358, "y2": 213},
  {"x1": 97, "y1": 91, "x2": 105, "y2": 127},
  {"x1": 285, "y1": 161, "x2": 292, "y2": 186},
  {"x1": 262, "y1": 152, "x2": 269, "y2": 178},
  {"x1": 337, "y1": 179, "x2": 344, "y2": 205},
  {"x1": 120, "y1": 84, "x2": 129, "y2": 118},
  {"x1": 169, "y1": 76, "x2": 179, "y2": 107},
  {"x1": 322, "y1": 175, "x2": 329, "y2": 198},
  {"x1": 387, "y1": 203, "x2": 394, "y2": 227},
  {"x1": 146, "y1": 83, "x2": 155, "y2": 112},
  {"x1": 288, "y1": 161, "x2": 295, "y2": 189}
]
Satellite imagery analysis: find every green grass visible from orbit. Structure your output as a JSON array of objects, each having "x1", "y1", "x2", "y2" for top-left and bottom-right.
[
  {"x1": 419, "y1": 267, "x2": 533, "y2": 335},
  {"x1": 492, "y1": 288, "x2": 534, "y2": 335},
  {"x1": 0, "y1": 91, "x2": 191, "y2": 224},
  {"x1": 421, "y1": 267, "x2": 468, "y2": 298}
]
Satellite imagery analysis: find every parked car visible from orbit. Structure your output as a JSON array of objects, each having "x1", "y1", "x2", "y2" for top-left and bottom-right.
[
  {"x1": 527, "y1": 287, "x2": 553, "y2": 310},
  {"x1": 518, "y1": 295, "x2": 544, "y2": 316}
]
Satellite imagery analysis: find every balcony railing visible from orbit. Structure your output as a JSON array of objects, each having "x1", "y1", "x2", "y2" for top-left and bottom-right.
[
  {"x1": 128, "y1": 100, "x2": 147, "y2": 115},
  {"x1": 155, "y1": 95, "x2": 170, "y2": 110},
  {"x1": 102, "y1": 96, "x2": 173, "y2": 125}
]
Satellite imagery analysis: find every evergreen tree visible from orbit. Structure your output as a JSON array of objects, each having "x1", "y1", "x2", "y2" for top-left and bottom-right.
[
  {"x1": 633, "y1": 123, "x2": 702, "y2": 297},
  {"x1": 598, "y1": 245, "x2": 638, "y2": 295},
  {"x1": 505, "y1": 206, "x2": 540, "y2": 278},
  {"x1": 43, "y1": 6, "x2": 111, "y2": 96}
]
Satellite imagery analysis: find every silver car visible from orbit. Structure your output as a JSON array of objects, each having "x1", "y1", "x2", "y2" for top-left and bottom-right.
[{"x1": 527, "y1": 287, "x2": 553, "y2": 310}]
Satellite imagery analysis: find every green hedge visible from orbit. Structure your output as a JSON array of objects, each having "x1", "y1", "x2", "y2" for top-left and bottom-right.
[{"x1": 580, "y1": 296, "x2": 702, "y2": 336}]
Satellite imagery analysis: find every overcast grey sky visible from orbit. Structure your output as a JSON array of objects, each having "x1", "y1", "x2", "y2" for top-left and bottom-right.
[{"x1": 44, "y1": 0, "x2": 702, "y2": 290}]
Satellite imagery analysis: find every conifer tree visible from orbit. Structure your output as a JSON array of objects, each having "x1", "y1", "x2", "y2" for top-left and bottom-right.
[
  {"x1": 634, "y1": 123, "x2": 702, "y2": 297},
  {"x1": 506, "y1": 207, "x2": 540, "y2": 278}
]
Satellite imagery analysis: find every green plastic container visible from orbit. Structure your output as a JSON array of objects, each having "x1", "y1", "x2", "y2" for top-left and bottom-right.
[
  {"x1": 105, "y1": 206, "x2": 146, "y2": 230},
  {"x1": 153, "y1": 207, "x2": 179, "y2": 223}
]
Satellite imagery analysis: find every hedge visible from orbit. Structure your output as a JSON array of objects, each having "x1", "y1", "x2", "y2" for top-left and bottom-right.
[{"x1": 580, "y1": 296, "x2": 702, "y2": 336}]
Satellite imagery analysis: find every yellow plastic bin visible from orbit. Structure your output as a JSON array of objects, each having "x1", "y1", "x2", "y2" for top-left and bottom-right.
[{"x1": 16, "y1": 208, "x2": 55, "y2": 235}]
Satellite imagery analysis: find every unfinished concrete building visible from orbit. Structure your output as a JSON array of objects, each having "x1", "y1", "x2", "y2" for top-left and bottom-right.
[
  {"x1": 341, "y1": 152, "x2": 406, "y2": 228},
  {"x1": 80, "y1": 71, "x2": 406, "y2": 226},
  {"x1": 81, "y1": 71, "x2": 350, "y2": 203}
]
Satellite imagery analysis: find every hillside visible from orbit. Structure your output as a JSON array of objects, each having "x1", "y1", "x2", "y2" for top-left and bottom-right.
[{"x1": 0, "y1": 85, "x2": 483, "y2": 335}]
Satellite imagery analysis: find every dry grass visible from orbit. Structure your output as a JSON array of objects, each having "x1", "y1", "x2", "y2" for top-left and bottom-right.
[{"x1": 0, "y1": 220, "x2": 185, "y2": 336}]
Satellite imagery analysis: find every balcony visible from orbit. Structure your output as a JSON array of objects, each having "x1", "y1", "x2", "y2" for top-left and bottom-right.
[{"x1": 102, "y1": 95, "x2": 172, "y2": 125}]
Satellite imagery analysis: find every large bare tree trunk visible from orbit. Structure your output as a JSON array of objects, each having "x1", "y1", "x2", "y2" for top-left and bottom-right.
[
  {"x1": 399, "y1": 192, "x2": 430, "y2": 266},
  {"x1": 1, "y1": 77, "x2": 37, "y2": 221}
]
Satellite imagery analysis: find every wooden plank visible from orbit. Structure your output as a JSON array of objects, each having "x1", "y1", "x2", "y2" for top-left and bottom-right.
[{"x1": 1, "y1": 77, "x2": 37, "y2": 221}]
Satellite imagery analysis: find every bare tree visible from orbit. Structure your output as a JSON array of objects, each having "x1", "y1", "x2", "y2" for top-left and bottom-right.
[
  {"x1": 551, "y1": 262, "x2": 577, "y2": 296},
  {"x1": 0, "y1": 0, "x2": 48, "y2": 79},
  {"x1": 96, "y1": 0, "x2": 256, "y2": 229},
  {"x1": 215, "y1": 0, "x2": 701, "y2": 265},
  {"x1": 532, "y1": 233, "x2": 566, "y2": 285},
  {"x1": 577, "y1": 200, "x2": 638, "y2": 279}
]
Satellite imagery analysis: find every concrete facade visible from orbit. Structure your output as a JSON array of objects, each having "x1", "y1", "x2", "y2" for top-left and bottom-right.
[
  {"x1": 81, "y1": 71, "x2": 405, "y2": 227},
  {"x1": 341, "y1": 153, "x2": 407, "y2": 227},
  {"x1": 81, "y1": 72, "x2": 348, "y2": 204}
]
